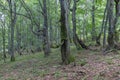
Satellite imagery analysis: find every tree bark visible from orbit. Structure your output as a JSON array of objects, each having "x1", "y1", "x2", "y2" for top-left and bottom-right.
[
  {"x1": 107, "y1": 0, "x2": 115, "y2": 49},
  {"x1": 114, "y1": 0, "x2": 120, "y2": 44},
  {"x1": 91, "y1": 0, "x2": 96, "y2": 41},
  {"x1": 7, "y1": 0, "x2": 17, "y2": 61},
  {"x1": 16, "y1": 21, "x2": 22, "y2": 55},
  {"x1": 43, "y1": 0, "x2": 51, "y2": 57},
  {"x1": 96, "y1": 0, "x2": 108, "y2": 46},
  {"x1": 59, "y1": 0, "x2": 71, "y2": 65},
  {"x1": 72, "y1": 0, "x2": 88, "y2": 50},
  {"x1": 1, "y1": 18, "x2": 7, "y2": 62}
]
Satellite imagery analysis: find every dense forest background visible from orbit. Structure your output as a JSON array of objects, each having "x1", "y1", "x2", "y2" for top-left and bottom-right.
[{"x1": 0, "y1": 0, "x2": 120, "y2": 80}]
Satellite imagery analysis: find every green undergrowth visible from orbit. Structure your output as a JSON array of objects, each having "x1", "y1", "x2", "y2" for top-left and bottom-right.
[
  {"x1": 0, "y1": 48, "x2": 62, "y2": 79},
  {"x1": 0, "y1": 46, "x2": 119, "y2": 80},
  {"x1": 0, "y1": 47, "x2": 78, "y2": 80}
]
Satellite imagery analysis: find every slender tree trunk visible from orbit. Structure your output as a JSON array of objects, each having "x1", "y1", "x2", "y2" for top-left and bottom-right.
[
  {"x1": 96, "y1": 0, "x2": 108, "y2": 45},
  {"x1": 10, "y1": 19, "x2": 15, "y2": 61},
  {"x1": 7, "y1": 0, "x2": 17, "y2": 61},
  {"x1": 43, "y1": 0, "x2": 51, "y2": 57},
  {"x1": 72, "y1": 0, "x2": 88, "y2": 50},
  {"x1": 103, "y1": 12, "x2": 109, "y2": 48},
  {"x1": 48, "y1": 0, "x2": 53, "y2": 47},
  {"x1": 1, "y1": 20, "x2": 7, "y2": 62},
  {"x1": 16, "y1": 22, "x2": 22, "y2": 55},
  {"x1": 72, "y1": 0, "x2": 80, "y2": 49},
  {"x1": 102, "y1": 0, "x2": 110, "y2": 48},
  {"x1": 91, "y1": 0, "x2": 96, "y2": 41},
  {"x1": 55, "y1": 0, "x2": 60, "y2": 45}
]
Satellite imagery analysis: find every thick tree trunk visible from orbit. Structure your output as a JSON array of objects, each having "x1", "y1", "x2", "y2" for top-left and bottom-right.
[
  {"x1": 59, "y1": 0, "x2": 71, "y2": 65},
  {"x1": 107, "y1": 0, "x2": 120, "y2": 49},
  {"x1": 107, "y1": 0, "x2": 115, "y2": 49}
]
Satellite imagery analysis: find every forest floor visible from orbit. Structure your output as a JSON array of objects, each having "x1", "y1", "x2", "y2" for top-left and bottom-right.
[{"x1": 0, "y1": 46, "x2": 120, "y2": 80}]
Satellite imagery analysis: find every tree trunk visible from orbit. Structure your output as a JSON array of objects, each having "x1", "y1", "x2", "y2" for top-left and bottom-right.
[
  {"x1": 59, "y1": 0, "x2": 71, "y2": 65},
  {"x1": 96, "y1": 0, "x2": 108, "y2": 45},
  {"x1": 72, "y1": 0, "x2": 80, "y2": 49},
  {"x1": 107, "y1": 0, "x2": 115, "y2": 49},
  {"x1": 1, "y1": 19, "x2": 7, "y2": 62},
  {"x1": 91, "y1": 0, "x2": 96, "y2": 41},
  {"x1": 102, "y1": 0, "x2": 110, "y2": 48},
  {"x1": 114, "y1": 0, "x2": 120, "y2": 44},
  {"x1": 48, "y1": 0, "x2": 53, "y2": 47},
  {"x1": 16, "y1": 19, "x2": 22, "y2": 55},
  {"x1": 43, "y1": 0, "x2": 51, "y2": 57},
  {"x1": 7, "y1": 0, "x2": 17, "y2": 61},
  {"x1": 72, "y1": 0, "x2": 88, "y2": 50}
]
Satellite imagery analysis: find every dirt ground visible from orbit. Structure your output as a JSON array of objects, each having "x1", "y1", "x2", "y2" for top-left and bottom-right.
[
  {"x1": 43, "y1": 51, "x2": 120, "y2": 80},
  {"x1": 0, "y1": 46, "x2": 120, "y2": 80}
]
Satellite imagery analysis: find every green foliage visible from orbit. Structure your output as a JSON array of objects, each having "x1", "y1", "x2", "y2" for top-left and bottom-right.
[
  {"x1": 78, "y1": 59, "x2": 87, "y2": 66},
  {"x1": 54, "y1": 71, "x2": 62, "y2": 78},
  {"x1": 105, "y1": 59, "x2": 113, "y2": 65},
  {"x1": 0, "y1": 53, "x2": 3, "y2": 61},
  {"x1": 68, "y1": 54, "x2": 75, "y2": 64},
  {"x1": 5, "y1": 78, "x2": 16, "y2": 80},
  {"x1": 40, "y1": 70, "x2": 49, "y2": 77}
]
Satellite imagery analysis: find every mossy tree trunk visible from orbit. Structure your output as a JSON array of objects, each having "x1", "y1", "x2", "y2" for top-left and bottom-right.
[
  {"x1": 114, "y1": 0, "x2": 120, "y2": 44},
  {"x1": 59, "y1": 0, "x2": 71, "y2": 65}
]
